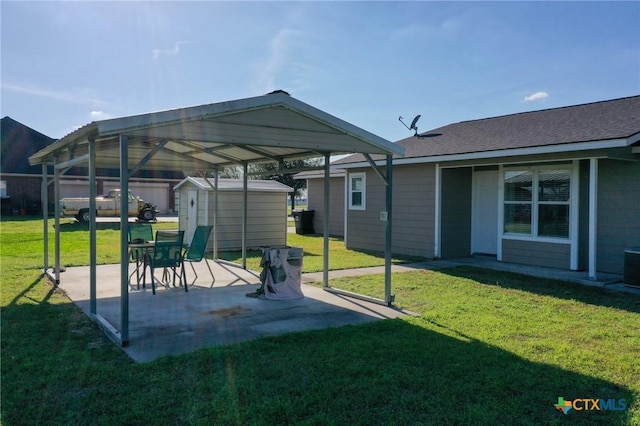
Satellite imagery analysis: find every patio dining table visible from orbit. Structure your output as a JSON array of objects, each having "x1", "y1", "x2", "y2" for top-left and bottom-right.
[{"x1": 128, "y1": 235, "x2": 188, "y2": 291}]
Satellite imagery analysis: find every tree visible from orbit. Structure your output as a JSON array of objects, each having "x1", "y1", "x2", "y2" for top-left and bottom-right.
[{"x1": 249, "y1": 158, "x2": 323, "y2": 210}]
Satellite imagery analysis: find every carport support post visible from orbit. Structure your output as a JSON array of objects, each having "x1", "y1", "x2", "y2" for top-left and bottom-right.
[
  {"x1": 384, "y1": 154, "x2": 393, "y2": 306},
  {"x1": 89, "y1": 138, "x2": 97, "y2": 314},
  {"x1": 41, "y1": 163, "x2": 49, "y2": 273},
  {"x1": 119, "y1": 134, "x2": 130, "y2": 344},
  {"x1": 213, "y1": 167, "x2": 219, "y2": 260},
  {"x1": 323, "y1": 153, "x2": 330, "y2": 288},
  {"x1": 242, "y1": 162, "x2": 248, "y2": 269},
  {"x1": 54, "y1": 163, "x2": 61, "y2": 284}
]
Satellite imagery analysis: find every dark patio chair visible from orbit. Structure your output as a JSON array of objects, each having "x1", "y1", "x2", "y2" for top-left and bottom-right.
[
  {"x1": 149, "y1": 230, "x2": 186, "y2": 294},
  {"x1": 183, "y1": 225, "x2": 215, "y2": 287},
  {"x1": 128, "y1": 223, "x2": 153, "y2": 288}
]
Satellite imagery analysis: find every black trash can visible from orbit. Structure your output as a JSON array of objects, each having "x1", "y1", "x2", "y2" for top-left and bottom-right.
[
  {"x1": 0, "y1": 197, "x2": 11, "y2": 217},
  {"x1": 292, "y1": 210, "x2": 315, "y2": 235}
]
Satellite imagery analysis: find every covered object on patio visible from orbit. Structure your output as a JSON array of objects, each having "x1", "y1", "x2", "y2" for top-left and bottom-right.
[{"x1": 28, "y1": 90, "x2": 404, "y2": 346}]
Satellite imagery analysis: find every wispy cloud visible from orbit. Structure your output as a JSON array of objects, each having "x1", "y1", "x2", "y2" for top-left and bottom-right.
[
  {"x1": 254, "y1": 29, "x2": 315, "y2": 94},
  {"x1": 524, "y1": 91, "x2": 549, "y2": 102},
  {"x1": 152, "y1": 41, "x2": 187, "y2": 60},
  {"x1": 1, "y1": 80, "x2": 105, "y2": 106}
]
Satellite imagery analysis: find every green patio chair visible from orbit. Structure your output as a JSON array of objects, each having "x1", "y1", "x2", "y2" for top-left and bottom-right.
[
  {"x1": 128, "y1": 223, "x2": 153, "y2": 289},
  {"x1": 183, "y1": 225, "x2": 215, "y2": 287},
  {"x1": 149, "y1": 230, "x2": 186, "y2": 294}
]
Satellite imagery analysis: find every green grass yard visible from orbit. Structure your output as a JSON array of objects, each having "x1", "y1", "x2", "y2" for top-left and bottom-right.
[
  {"x1": 2, "y1": 218, "x2": 639, "y2": 424},
  {"x1": 219, "y1": 233, "x2": 421, "y2": 272}
]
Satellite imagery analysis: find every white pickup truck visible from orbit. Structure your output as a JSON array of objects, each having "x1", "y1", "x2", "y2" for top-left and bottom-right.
[{"x1": 60, "y1": 189, "x2": 158, "y2": 223}]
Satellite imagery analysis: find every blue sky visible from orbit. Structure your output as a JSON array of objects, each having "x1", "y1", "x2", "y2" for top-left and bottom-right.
[{"x1": 2, "y1": 1, "x2": 639, "y2": 142}]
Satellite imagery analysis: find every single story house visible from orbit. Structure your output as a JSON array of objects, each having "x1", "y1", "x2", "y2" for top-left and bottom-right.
[
  {"x1": 299, "y1": 96, "x2": 640, "y2": 278},
  {"x1": 1, "y1": 116, "x2": 56, "y2": 215},
  {"x1": 1, "y1": 116, "x2": 184, "y2": 215},
  {"x1": 174, "y1": 177, "x2": 293, "y2": 251}
]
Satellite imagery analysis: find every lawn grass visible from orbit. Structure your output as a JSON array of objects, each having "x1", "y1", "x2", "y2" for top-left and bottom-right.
[
  {"x1": 2, "y1": 217, "x2": 639, "y2": 424},
  {"x1": 218, "y1": 233, "x2": 422, "y2": 273}
]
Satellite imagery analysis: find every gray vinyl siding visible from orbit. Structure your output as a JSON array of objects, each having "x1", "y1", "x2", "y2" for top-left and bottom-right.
[
  {"x1": 346, "y1": 164, "x2": 435, "y2": 258},
  {"x1": 502, "y1": 239, "x2": 571, "y2": 269},
  {"x1": 307, "y1": 177, "x2": 345, "y2": 237},
  {"x1": 177, "y1": 185, "x2": 289, "y2": 251},
  {"x1": 440, "y1": 167, "x2": 472, "y2": 258},
  {"x1": 596, "y1": 159, "x2": 640, "y2": 274}
]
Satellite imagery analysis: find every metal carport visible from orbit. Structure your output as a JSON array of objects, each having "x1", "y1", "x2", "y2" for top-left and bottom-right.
[{"x1": 28, "y1": 90, "x2": 404, "y2": 346}]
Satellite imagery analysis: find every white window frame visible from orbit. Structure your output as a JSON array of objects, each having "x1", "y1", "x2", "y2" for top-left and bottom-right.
[
  {"x1": 348, "y1": 172, "x2": 366, "y2": 210},
  {"x1": 502, "y1": 163, "x2": 578, "y2": 244}
]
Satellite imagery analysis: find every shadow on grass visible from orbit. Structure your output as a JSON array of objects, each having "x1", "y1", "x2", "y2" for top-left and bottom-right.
[
  {"x1": 1, "y1": 285, "x2": 634, "y2": 424},
  {"x1": 440, "y1": 265, "x2": 640, "y2": 314},
  {"x1": 5, "y1": 275, "x2": 57, "y2": 308}
]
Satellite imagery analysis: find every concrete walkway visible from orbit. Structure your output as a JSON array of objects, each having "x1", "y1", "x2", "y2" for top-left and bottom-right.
[{"x1": 302, "y1": 257, "x2": 639, "y2": 295}]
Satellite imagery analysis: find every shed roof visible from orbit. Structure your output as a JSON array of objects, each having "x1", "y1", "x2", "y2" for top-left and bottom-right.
[
  {"x1": 174, "y1": 177, "x2": 293, "y2": 192},
  {"x1": 334, "y1": 95, "x2": 640, "y2": 166},
  {"x1": 29, "y1": 91, "x2": 403, "y2": 171}
]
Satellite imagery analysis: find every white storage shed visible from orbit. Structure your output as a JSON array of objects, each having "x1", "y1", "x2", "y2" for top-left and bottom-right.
[{"x1": 174, "y1": 177, "x2": 293, "y2": 251}]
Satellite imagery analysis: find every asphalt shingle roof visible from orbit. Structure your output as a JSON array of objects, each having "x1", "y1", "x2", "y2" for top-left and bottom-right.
[
  {"x1": 1, "y1": 116, "x2": 55, "y2": 174},
  {"x1": 1, "y1": 116, "x2": 184, "y2": 180},
  {"x1": 335, "y1": 95, "x2": 640, "y2": 165}
]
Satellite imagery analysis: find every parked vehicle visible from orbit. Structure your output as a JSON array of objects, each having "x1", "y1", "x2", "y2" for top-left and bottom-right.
[{"x1": 60, "y1": 189, "x2": 157, "y2": 223}]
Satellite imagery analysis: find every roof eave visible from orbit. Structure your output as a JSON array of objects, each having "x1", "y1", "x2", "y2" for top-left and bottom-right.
[{"x1": 337, "y1": 137, "x2": 636, "y2": 169}]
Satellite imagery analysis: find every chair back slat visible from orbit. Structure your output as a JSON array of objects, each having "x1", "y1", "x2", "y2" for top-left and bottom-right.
[
  {"x1": 128, "y1": 224, "x2": 153, "y2": 243},
  {"x1": 185, "y1": 226, "x2": 213, "y2": 262},
  {"x1": 128, "y1": 224, "x2": 153, "y2": 261},
  {"x1": 152, "y1": 230, "x2": 184, "y2": 268}
]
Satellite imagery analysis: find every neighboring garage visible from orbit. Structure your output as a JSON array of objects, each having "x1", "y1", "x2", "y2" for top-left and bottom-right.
[
  {"x1": 174, "y1": 177, "x2": 292, "y2": 250},
  {"x1": 60, "y1": 179, "x2": 179, "y2": 214},
  {"x1": 104, "y1": 181, "x2": 173, "y2": 214}
]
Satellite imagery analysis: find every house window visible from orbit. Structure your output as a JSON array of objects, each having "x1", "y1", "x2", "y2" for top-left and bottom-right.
[
  {"x1": 503, "y1": 168, "x2": 571, "y2": 239},
  {"x1": 0, "y1": 181, "x2": 6, "y2": 198},
  {"x1": 348, "y1": 173, "x2": 366, "y2": 210}
]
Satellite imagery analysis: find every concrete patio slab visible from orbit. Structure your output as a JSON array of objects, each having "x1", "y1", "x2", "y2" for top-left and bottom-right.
[{"x1": 58, "y1": 260, "x2": 407, "y2": 363}]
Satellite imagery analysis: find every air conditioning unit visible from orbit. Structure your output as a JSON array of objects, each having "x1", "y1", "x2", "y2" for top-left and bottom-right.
[{"x1": 623, "y1": 248, "x2": 640, "y2": 287}]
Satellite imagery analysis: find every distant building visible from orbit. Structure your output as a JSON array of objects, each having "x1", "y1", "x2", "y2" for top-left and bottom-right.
[{"x1": 1, "y1": 116, "x2": 184, "y2": 216}]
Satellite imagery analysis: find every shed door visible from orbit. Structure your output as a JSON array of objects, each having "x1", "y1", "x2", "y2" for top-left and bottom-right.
[
  {"x1": 472, "y1": 170, "x2": 498, "y2": 255},
  {"x1": 186, "y1": 189, "x2": 198, "y2": 244}
]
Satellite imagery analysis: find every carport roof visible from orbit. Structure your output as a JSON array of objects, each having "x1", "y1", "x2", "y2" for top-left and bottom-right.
[{"x1": 28, "y1": 91, "x2": 403, "y2": 170}]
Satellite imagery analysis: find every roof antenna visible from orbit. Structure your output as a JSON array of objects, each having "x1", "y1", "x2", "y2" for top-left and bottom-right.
[{"x1": 398, "y1": 114, "x2": 421, "y2": 137}]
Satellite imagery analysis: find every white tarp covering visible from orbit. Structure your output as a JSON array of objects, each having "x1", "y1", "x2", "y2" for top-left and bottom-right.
[{"x1": 257, "y1": 246, "x2": 304, "y2": 300}]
